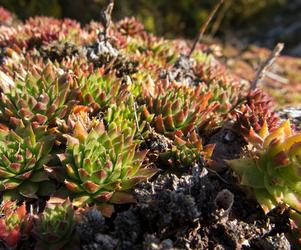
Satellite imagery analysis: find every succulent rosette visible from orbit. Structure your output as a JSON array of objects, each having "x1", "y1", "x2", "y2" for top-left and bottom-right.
[
  {"x1": 105, "y1": 95, "x2": 154, "y2": 137},
  {"x1": 227, "y1": 120, "x2": 301, "y2": 214},
  {"x1": 0, "y1": 201, "x2": 32, "y2": 248},
  {"x1": 159, "y1": 130, "x2": 215, "y2": 168},
  {"x1": 75, "y1": 70, "x2": 127, "y2": 114},
  {"x1": 0, "y1": 63, "x2": 77, "y2": 131},
  {"x1": 59, "y1": 119, "x2": 158, "y2": 213},
  {"x1": 116, "y1": 17, "x2": 145, "y2": 37},
  {"x1": 142, "y1": 80, "x2": 218, "y2": 139},
  {"x1": 33, "y1": 199, "x2": 76, "y2": 250},
  {"x1": 0, "y1": 123, "x2": 55, "y2": 200},
  {"x1": 233, "y1": 89, "x2": 280, "y2": 137}
]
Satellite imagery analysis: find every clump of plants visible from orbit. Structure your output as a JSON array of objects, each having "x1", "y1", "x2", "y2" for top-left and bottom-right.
[
  {"x1": 0, "y1": 1, "x2": 300, "y2": 249},
  {"x1": 232, "y1": 89, "x2": 280, "y2": 139},
  {"x1": 227, "y1": 120, "x2": 301, "y2": 242}
]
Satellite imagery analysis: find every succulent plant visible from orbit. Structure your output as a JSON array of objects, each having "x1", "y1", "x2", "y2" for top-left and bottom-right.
[
  {"x1": 124, "y1": 35, "x2": 178, "y2": 73},
  {"x1": 142, "y1": 80, "x2": 218, "y2": 139},
  {"x1": 33, "y1": 199, "x2": 76, "y2": 250},
  {"x1": 0, "y1": 123, "x2": 55, "y2": 200},
  {"x1": 59, "y1": 119, "x2": 158, "y2": 214},
  {"x1": 205, "y1": 77, "x2": 244, "y2": 115},
  {"x1": 64, "y1": 106, "x2": 98, "y2": 135},
  {"x1": 160, "y1": 130, "x2": 215, "y2": 168},
  {"x1": 0, "y1": 201, "x2": 32, "y2": 248},
  {"x1": 75, "y1": 70, "x2": 127, "y2": 114},
  {"x1": 116, "y1": 17, "x2": 145, "y2": 37},
  {"x1": 233, "y1": 89, "x2": 280, "y2": 137},
  {"x1": 105, "y1": 95, "x2": 154, "y2": 138},
  {"x1": 227, "y1": 120, "x2": 301, "y2": 214},
  {"x1": 0, "y1": 63, "x2": 77, "y2": 131},
  {"x1": 0, "y1": 16, "x2": 82, "y2": 51}
]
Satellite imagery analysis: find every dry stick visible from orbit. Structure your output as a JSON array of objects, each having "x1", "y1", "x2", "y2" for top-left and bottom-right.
[
  {"x1": 250, "y1": 43, "x2": 284, "y2": 91},
  {"x1": 188, "y1": 0, "x2": 224, "y2": 57},
  {"x1": 228, "y1": 43, "x2": 284, "y2": 113},
  {"x1": 210, "y1": 0, "x2": 232, "y2": 37},
  {"x1": 100, "y1": 0, "x2": 114, "y2": 42}
]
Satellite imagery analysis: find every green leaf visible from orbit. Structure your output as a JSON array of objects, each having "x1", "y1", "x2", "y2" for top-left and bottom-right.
[
  {"x1": 227, "y1": 159, "x2": 265, "y2": 188},
  {"x1": 254, "y1": 188, "x2": 278, "y2": 214},
  {"x1": 110, "y1": 191, "x2": 136, "y2": 204},
  {"x1": 121, "y1": 176, "x2": 146, "y2": 190},
  {"x1": 72, "y1": 196, "x2": 91, "y2": 207}
]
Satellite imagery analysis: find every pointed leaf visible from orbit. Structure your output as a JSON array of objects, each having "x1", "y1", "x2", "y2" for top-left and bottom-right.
[{"x1": 110, "y1": 191, "x2": 136, "y2": 204}]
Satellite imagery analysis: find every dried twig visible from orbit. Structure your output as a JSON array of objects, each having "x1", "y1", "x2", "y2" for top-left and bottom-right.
[
  {"x1": 188, "y1": 0, "x2": 224, "y2": 57},
  {"x1": 265, "y1": 71, "x2": 288, "y2": 85},
  {"x1": 100, "y1": 0, "x2": 114, "y2": 42},
  {"x1": 210, "y1": 0, "x2": 232, "y2": 36},
  {"x1": 228, "y1": 43, "x2": 284, "y2": 113},
  {"x1": 250, "y1": 43, "x2": 284, "y2": 90}
]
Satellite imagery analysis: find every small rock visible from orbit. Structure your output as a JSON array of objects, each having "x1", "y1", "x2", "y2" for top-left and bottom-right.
[{"x1": 214, "y1": 189, "x2": 234, "y2": 212}]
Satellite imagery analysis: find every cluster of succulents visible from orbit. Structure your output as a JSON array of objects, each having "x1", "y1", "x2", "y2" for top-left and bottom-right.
[
  {"x1": 0, "y1": 2, "x2": 300, "y2": 249},
  {"x1": 116, "y1": 17, "x2": 145, "y2": 37},
  {"x1": 0, "y1": 63, "x2": 77, "y2": 132},
  {"x1": 227, "y1": 120, "x2": 301, "y2": 242},
  {"x1": 141, "y1": 79, "x2": 218, "y2": 138}
]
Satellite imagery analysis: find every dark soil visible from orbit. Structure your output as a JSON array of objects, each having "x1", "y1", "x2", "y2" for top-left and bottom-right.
[{"x1": 77, "y1": 167, "x2": 291, "y2": 250}]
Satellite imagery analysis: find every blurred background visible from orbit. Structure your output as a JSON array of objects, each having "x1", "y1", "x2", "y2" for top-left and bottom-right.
[{"x1": 0, "y1": 0, "x2": 300, "y2": 56}]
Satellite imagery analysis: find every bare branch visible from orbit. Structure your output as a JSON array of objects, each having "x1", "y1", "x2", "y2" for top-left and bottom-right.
[
  {"x1": 188, "y1": 0, "x2": 224, "y2": 57},
  {"x1": 228, "y1": 43, "x2": 284, "y2": 114},
  {"x1": 210, "y1": 0, "x2": 232, "y2": 37},
  {"x1": 100, "y1": 0, "x2": 115, "y2": 41},
  {"x1": 250, "y1": 43, "x2": 284, "y2": 90}
]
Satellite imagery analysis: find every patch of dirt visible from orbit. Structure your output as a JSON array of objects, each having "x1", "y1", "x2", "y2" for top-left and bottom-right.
[{"x1": 76, "y1": 166, "x2": 290, "y2": 249}]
